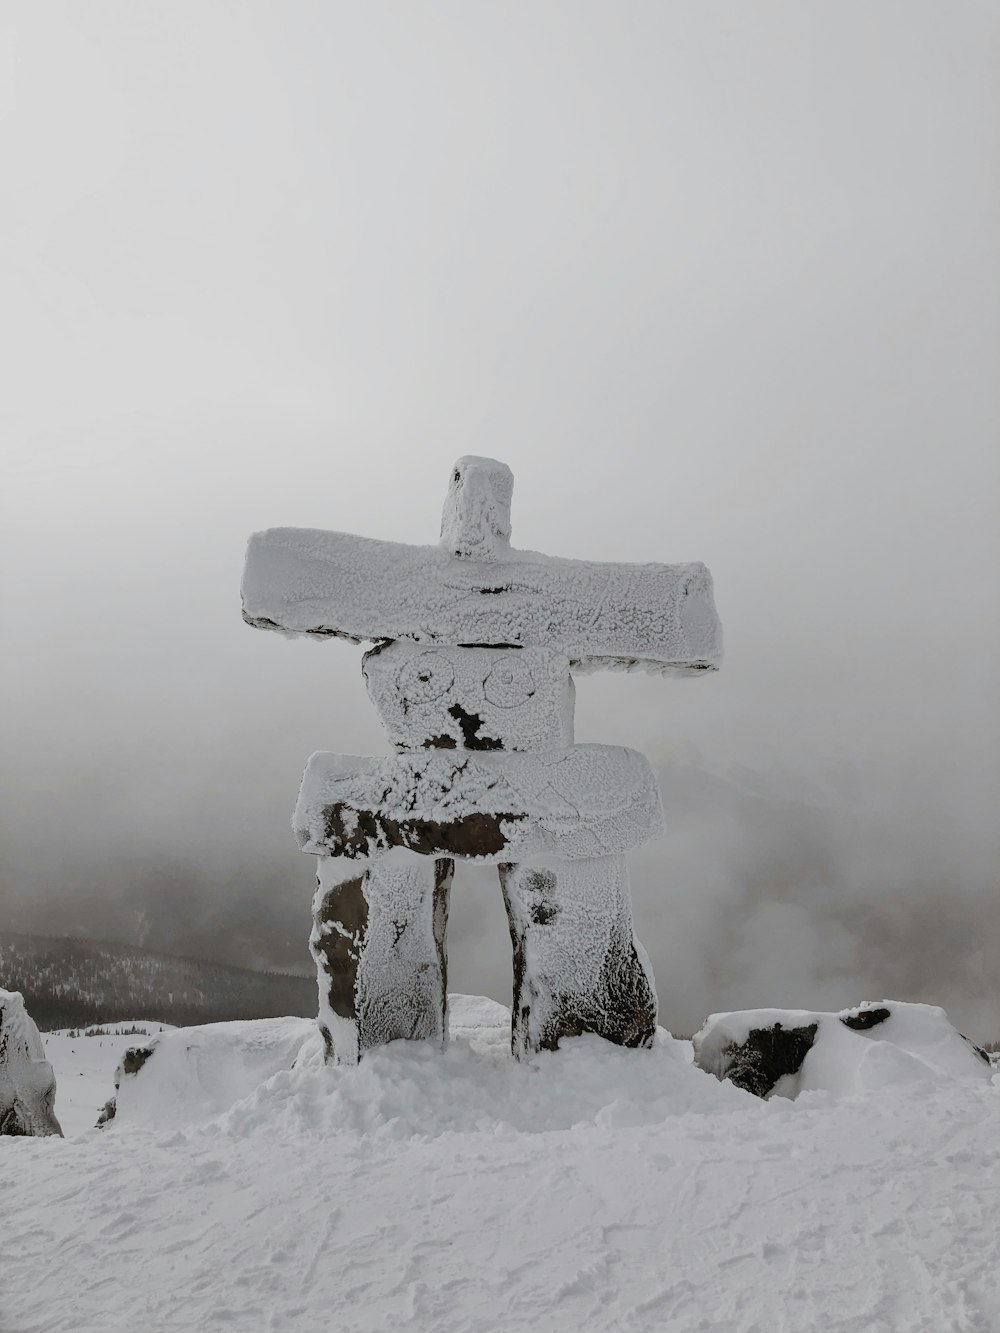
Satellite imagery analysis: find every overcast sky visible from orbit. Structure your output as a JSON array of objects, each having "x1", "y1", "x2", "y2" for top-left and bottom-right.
[{"x1": 3, "y1": 3, "x2": 999, "y2": 1037}]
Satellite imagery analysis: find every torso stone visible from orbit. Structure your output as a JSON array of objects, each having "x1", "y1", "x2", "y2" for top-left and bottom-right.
[{"x1": 363, "y1": 641, "x2": 574, "y2": 752}]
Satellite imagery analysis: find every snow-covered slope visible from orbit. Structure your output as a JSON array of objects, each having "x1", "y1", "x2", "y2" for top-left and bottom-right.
[
  {"x1": 7, "y1": 996, "x2": 1000, "y2": 1332},
  {"x1": 1, "y1": 933, "x2": 316, "y2": 1030}
]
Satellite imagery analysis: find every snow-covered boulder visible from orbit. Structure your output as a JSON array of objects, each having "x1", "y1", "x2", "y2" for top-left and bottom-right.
[
  {"x1": 97, "y1": 1017, "x2": 318, "y2": 1129},
  {"x1": 693, "y1": 1001, "x2": 993, "y2": 1100},
  {"x1": 0, "y1": 989, "x2": 63, "y2": 1136}
]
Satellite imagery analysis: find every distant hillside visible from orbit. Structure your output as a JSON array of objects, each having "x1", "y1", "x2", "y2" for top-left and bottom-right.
[{"x1": 0, "y1": 932, "x2": 316, "y2": 1030}]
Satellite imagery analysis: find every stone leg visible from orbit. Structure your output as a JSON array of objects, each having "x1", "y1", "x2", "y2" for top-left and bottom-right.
[
  {"x1": 310, "y1": 851, "x2": 453, "y2": 1065},
  {"x1": 498, "y1": 855, "x2": 657, "y2": 1059}
]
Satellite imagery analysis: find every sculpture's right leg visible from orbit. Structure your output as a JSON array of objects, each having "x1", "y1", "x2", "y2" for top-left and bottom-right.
[
  {"x1": 310, "y1": 851, "x2": 453, "y2": 1065},
  {"x1": 499, "y1": 856, "x2": 657, "y2": 1060}
]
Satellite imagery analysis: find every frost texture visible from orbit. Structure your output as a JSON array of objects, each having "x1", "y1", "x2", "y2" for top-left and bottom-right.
[
  {"x1": 294, "y1": 745, "x2": 664, "y2": 863},
  {"x1": 311, "y1": 850, "x2": 452, "y2": 1064},
  {"x1": 693, "y1": 1001, "x2": 994, "y2": 1100},
  {"x1": 0, "y1": 988, "x2": 63, "y2": 1136},
  {"x1": 439, "y1": 455, "x2": 513, "y2": 560},
  {"x1": 364, "y1": 641, "x2": 575, "y2": 752},
  {"x1": 241, "y1": 529, "x2": 721, "y2": 674},
  {"x1": 500, "y1": 858, "x2": 657, "y2": 1057}
]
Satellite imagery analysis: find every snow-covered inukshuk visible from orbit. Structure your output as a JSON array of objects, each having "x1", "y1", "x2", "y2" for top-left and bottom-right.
[{"x1": 241, "y1": 457, "x2": 722, "y2": 1063}]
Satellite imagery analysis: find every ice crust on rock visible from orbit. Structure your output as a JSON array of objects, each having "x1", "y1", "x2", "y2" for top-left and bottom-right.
[
  {"x1": 500, "y1": 858, "x2": 658, "y2": 1057},
  {"x1": 364, "y1": 640, "x2": 575, "y2": 752},
  {"x1": 311, "y1": 850, "x2": 452, "y2": 1065},
  {"x1": 294, "y1": 745, "x2": 664, "y2": 862},
  {"x1": 439, "y1": 455, "x2": 514, "y2": 560},
  {"x1": 241, "y1": 528, "x2": 721, "y2": 674},
  {"x1": 693, "y1": 1001, "x2": 994, "y2": 1100},
  {"x1": 0, "y1": 988, "x2": 63, "y2": 1136}
]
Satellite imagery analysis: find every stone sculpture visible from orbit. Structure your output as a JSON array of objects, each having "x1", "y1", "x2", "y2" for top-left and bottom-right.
[
  {"x1": 242, "y1": 457, "x2": 722, "y2": 1062},
  {"x1": 0, "y1": 989, "x2": 63, "y2": 1136}
]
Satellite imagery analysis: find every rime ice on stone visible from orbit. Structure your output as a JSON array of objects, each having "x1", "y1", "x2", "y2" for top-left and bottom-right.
[
  {"x1": 440, "y1": 456, "x2": 513, "y2": 560},
  {"x1": 311, "y1": 852, "x2": 452, "y2": 1064},
  {"x1": 294, "y1": 746, "x2": 664, "y2": 861},
  {"x1": 499, "y1": 859, "x2": 657, "y2": 1058},
  {"x1": 363, "y1": 642, "x2": 575, "y2": 752},
  {"x1": 0, "y1": 989, "x2": 62, "y2": 1136},
  {"x1": 242, "y1": 458, "x2": 722, "y2": 1062}
]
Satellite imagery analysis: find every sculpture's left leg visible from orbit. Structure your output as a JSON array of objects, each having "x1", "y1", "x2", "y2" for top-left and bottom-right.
[
  {"x1": 310, "y1": 851, "x2": 453, "y2": 1065},
  {"x1": 498, "y1": 855, "x2": 657, "y2": 1060}
]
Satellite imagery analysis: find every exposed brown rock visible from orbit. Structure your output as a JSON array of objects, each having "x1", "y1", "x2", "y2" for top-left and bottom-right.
[
  {"x1": 321, "y1": 806, "x2": 525, "y2": 860},
  {"x1": 311, "y1": 875, "x2": 368, "y2": 1028}
]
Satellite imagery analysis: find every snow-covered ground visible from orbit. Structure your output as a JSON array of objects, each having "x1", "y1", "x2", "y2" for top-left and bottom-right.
[{"x1": 4, "y1": 997, "x2": 1000, "y2": 1332}]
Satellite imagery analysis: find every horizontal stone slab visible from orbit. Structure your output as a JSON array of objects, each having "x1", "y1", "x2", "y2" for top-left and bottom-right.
[
  {"x1": 363, "y1": 642, "x2": 575, "y2": 752},
  {"x1": 242, "y1": 528, "x2": 721, "y2": 674},
  {"x1": 294, "y1": 745, "x2": 664, "y2": 863}
]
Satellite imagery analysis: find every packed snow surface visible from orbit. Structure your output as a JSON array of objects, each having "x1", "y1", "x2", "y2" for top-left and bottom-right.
[{"x1": 6, "y1": 996, "x2": 1000, "y2": 1332}]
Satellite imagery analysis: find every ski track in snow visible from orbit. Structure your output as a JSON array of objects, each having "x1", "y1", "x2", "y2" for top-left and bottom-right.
[{"x1": 4, "y1": 1001, "x2": 1000, "y2": 1333}]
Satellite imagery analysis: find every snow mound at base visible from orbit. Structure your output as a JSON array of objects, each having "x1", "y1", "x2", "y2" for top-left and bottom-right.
[
  {"x1": 218, "y1": 996, "x2": 749, "y2": 1141},
  {"x1": 110, "y1": 1016, "x2": 318, "y2": 1128},
  {"x1": 103, "y1": 997, "x2": 991, "y2": 1139},
  {"x1": 104, "y1": 995, "x2": 749, "y2": 1136},
  {"x1": 694, "y1": 1001, "x2": 993, "y2": 1101}
]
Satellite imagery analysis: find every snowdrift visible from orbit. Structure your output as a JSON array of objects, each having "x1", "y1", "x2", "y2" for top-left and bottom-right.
[{"x1": 89, "y1": 997, "x2": 996, "y2": 1140}]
